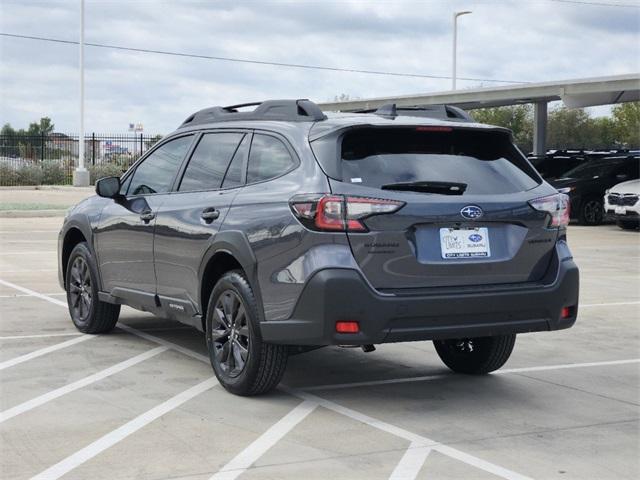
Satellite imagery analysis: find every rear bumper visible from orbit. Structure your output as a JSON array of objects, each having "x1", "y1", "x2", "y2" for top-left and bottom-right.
[{"x1": 260, "y1": 246, "x2": 579, "y2": 345}]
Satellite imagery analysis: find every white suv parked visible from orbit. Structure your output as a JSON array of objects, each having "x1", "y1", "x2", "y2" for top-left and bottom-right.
[{"x1": 604, "y1": 179, "x2": 640, "y2": 230}]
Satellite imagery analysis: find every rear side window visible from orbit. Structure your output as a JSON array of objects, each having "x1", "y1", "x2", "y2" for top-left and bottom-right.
[
  {"x1": 128, "y1": 135, "x2": 193, "y2": 195},
  {"x1": 247, "y1": 134, "x2": 296, "y2": 183},
  {"x1": 314, "y1": 128, "x2": 540, "y2": 195},
  {"x1": 179, "y1": 133, "x2": 244, "y2": 192}
]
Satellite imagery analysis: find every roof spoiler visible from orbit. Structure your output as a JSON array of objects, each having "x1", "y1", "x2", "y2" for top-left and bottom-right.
[{"x1": 356, "y1": 103, "x2": 474, "y2": 122}]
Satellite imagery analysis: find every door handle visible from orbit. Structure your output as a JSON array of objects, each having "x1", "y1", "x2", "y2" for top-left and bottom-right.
[
  {"x1": 201, "y1": 207, "x2": 220, "y2": 223},
  {"x1": 140, "y1": 210, "x2": 155, "y2": 223}
]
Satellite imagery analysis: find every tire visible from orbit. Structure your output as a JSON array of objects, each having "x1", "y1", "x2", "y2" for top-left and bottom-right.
[
  {"x1": 578, "y1": 197, "x2": 604, "y2": 226},
  {"x1": 65, "y1": 242, "x2": 120, "y2": 334},
  {"x1": 617, "y1": 219, "x2": 638, "y2": 230},
  {"x1": 433, "y1": 334, "x2": 516, "y2": 374},
  {"x1": 205, "y1": 271, "x2": 288, "y2": 396}
]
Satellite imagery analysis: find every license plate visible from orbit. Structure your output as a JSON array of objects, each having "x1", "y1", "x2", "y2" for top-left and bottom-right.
[
  {"x1": 440, "y1": 227, "x2": 490, "y2": 259},
  {"x1": 615, "y1": 206, "x2": 626, "y2": 215}
]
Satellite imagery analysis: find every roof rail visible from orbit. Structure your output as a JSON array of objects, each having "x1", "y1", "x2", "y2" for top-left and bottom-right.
[
  {"x1": 356, "y1": 104, "x2": 474, "y2": 122},
  {"x1": 179, "y1": 99, "x2": 327, "y2": 128}
]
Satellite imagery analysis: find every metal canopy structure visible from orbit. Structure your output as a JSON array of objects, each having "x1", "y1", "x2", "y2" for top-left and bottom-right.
[{"x1": 317, "y1": 74, "x2": 640, "y2": 155}]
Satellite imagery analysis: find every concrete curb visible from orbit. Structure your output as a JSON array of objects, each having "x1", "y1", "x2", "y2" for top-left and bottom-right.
[
  {"x1": 0, "y1": 210, "x2": 66, "y2": 218},
  {"x1": 0, "y1": 186, "x2": 94, "y2": 192}
]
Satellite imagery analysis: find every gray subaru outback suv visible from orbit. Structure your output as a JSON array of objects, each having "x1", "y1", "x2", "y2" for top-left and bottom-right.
[{"x1": 58, "y1": 99, "x2": 579, "y2": 395}]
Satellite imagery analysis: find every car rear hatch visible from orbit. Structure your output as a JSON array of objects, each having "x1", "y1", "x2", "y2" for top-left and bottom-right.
[{"x1": 310, "y1": 125, "x2": 560, "y2": 290}]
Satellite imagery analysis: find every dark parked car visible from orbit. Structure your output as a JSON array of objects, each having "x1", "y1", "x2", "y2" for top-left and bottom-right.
[
  {"x1": 528, "y1": 150, "x2": 588, "y2": 180},
  {"x1": 58, "y1": 100, "x2": 579, "y2": 395},
  {"x1": 550, "y1": 154, "x2": 640, "y2": 225}
]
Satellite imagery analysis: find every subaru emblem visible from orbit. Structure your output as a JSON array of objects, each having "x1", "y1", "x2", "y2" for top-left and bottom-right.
[{"x1": 460, "y1": 205, "x2": 483, "y2": 220}]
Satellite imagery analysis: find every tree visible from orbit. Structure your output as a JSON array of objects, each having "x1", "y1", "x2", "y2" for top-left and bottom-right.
[
  {"x1": 471, "y1": 105, "x2": 533, "y2": 152},
  {"x1": 1, "y1": 118, "x2": 55, "y2": 159},
  {"x1": 612, "y1": 102, "x2": 640, "y2": 147},
  {"x1": 589, "y1": 116, "x2": 618, "y2": 150},
  {"x1": 546, "y1": 107, "x2": 595, "y2": 149},
  {"x1": 27, "y1": 117, "x2": 55, "y2": 137},
  {"x1": 145, "y1": 134, "x2": 163, "y2": 149}
]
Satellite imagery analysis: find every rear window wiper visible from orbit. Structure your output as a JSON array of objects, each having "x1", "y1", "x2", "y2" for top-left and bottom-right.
[{"x1": 380, "y1": 181, "x2": 467, "y2": 195}]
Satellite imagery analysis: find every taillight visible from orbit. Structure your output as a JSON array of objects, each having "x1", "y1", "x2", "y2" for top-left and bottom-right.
[
  {"x1": 529, "y1": 193, "x2": 570, "y2": 228},
  {"x1": 290, "y1": 194, "x2": 404, "y2": 232}
]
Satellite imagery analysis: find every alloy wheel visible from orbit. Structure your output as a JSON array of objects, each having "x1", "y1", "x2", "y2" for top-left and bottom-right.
[
  {"x1": 454, "y1": 339, "x2": 475, "y2": 353},
  {"x1": 69, "y1": 256, "x2": 92, "y2": 322},
  {"x1": 583, "y1": 200, "x2": 602, "y2": 224},
  {"x1": 211, "y1": 290, "x2": 250, "y2": 378}
]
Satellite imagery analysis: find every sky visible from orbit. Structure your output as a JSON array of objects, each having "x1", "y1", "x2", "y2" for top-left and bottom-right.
[{"x1": 1, "y1": 0, "x2": 639, "y2": 134}]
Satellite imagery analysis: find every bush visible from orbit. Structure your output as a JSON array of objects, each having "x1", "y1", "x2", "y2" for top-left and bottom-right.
[
  {"x1": 16, "y1": 164, "x2": 44, "y2": 185},
  {"x1": 0, "y1": 164, "x2": 20, "y2": 186},
  {"x1": 41, "y1": 160, "x2": 66, "y2": 185},
  {"x1": 89, "y1": 163, "x2": 126, "y2": 184},
  {"x1": 0, "y1": 160, "x2": 71, "y2": 186}
]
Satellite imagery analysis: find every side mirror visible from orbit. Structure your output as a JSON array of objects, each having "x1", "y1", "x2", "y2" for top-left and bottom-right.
[{"x1": 96, "y1": 176, "x2": 122, "y2": 198}]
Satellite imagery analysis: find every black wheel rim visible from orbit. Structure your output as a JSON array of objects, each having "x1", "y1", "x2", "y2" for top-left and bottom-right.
[
  {"x1": 69, "y1": 256, "x2": 92, "y2": 322},
  {"x1": 211, "y1": 290, "x2": 249, "y2": 378},
  {"x1": 452, "y1": 339, "x2": 475, "y2": 354},
  {"x1": 584, "y1": 200, "x2": 602, "y2": 224}
]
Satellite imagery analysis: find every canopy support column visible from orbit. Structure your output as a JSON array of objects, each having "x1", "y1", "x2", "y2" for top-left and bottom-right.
[{"x1": 533, "y1": 101, "x2": 548, "y2": 156}]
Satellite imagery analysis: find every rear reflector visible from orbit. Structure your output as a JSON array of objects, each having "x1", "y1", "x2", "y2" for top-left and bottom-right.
[
  {"x1": 561, "y1": 307, "x2": 572, "y2": 319},
  {"x1": 336, "y1": 321, "x2": 359, "y2": 333}
]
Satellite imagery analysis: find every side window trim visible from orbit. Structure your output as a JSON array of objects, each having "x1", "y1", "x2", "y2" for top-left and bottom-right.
[
  {"x1": 122, "y1": 133, "x2": 196, "y2": 197},
  {"x1": 171, "y1": 131, "x2": 204, "y2": 193},
  {"x1": 221, "y1": 132, "x2": 251, "y2": 188},
  {"x1": 244, "y1": 130, "x2": 300, "y2": 187}
]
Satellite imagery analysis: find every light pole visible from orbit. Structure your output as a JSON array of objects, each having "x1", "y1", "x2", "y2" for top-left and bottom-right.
[
  {"x1": 73, "y1": 0, "x2": 89, "y2": 186},
  {"x1": 452, "y1": 10, "x2": 472, "y2": 91}
]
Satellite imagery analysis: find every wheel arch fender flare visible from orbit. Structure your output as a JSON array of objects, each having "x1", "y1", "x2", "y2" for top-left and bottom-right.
[
  {"x1": 198, "y1": 230, "x2": 263, "y2": 320},
  {"x1": 60, "y1": 217, "x2": 103, "y2": 291}
]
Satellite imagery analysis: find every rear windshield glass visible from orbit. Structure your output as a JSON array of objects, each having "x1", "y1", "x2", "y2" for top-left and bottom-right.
[{"x1": 333, "y1": 128, "x2": 540, "y2": 194}]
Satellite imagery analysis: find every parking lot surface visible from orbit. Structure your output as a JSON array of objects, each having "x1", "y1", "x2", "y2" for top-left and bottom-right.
[{"x1": 0, "y1": 216, "x2": 638, "y2": 480}]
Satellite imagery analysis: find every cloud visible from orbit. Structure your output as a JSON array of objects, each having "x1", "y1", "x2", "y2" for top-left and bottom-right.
[{"x1": 0, "y1": 0, "x2": 638, "y2": 133}]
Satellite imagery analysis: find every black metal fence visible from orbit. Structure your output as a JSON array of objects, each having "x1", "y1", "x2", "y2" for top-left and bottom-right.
[{"x1": 0, "y1": 133, "x2": 162, "y2": 186}]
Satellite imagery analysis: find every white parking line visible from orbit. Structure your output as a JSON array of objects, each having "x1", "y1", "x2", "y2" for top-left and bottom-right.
[
  {"x1": 303, "y1": 359, "x2": 640, "y2": 391},
  {"x1": 0, "y1": 230, "x2": 59, "y2": 234},
  {"x1": 0, "y1": 269, "x2": 57, "y2": 273},
  {"x1": 0, "y1": 346, "x2": 167, "y2": 423},
  {"x1": 0, "y1": 278, "x2": 625, "y2": 480},
  {"x1": 210, "y1": 400, "x2": 318, "y2": 480},
  {"x1": 0, "y1": 278, "x2": 67, "y2": 307},
  {"x1": 117, "y1": 324, "x2": 210, "y2": 364},
  {"x1": 0, "y1": 327, "x2": 189, "y2": 340},
  {"x1": 2, "y1": 239, "x2": 57, "y2": 243},
  {"x1": 0, "y1": 334, "x2": 94, "y2": 371},
  {"x1": 0, "y1": 278, "x2": 208, "y2": 362},
  {"x1": 580, "y1": 301, "x2": 640, "y2": 307},
  {"x1": 0, "y1": 332, "x2": 82, "y2": 340},
  {"x1": 0, "y1": 293, "x2": 65, "y2": 299},
  {"x1": 0, "y1": 251, "x2": 57, "y2": 255},
  {"x1": 31, "y1": 376, "x2": 218, "y2": 480},
  {"x1": 287, "y1": 388, "x2": 532, "y2": 480},
  {"x1": 389, "y1": 442, "x2": 432, "y2": 480}
]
